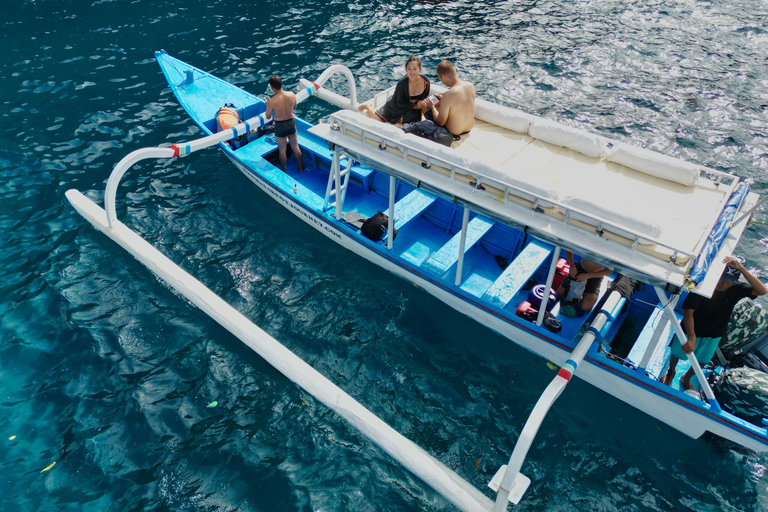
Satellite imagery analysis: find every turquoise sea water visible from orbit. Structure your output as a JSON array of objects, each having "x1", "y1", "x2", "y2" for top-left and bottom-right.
[{"x1": 3, "y1": 0, "x2": 768, "y2": 510}]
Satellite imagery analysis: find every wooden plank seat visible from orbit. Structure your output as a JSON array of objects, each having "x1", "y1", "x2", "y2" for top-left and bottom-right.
[
  {"x1": 422, "y1": 216, "x2": 495, "y2": 276},
  {"x1": 384, "y1": 189, "x2": 438, "y2": 234},
  {"x1": 481, "y1": 239, "x2": 553, "y2": 309}
]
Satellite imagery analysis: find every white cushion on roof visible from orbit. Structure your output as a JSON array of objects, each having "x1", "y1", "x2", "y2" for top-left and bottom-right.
[
  {"x1": 560, "y1": 193, "x2": 662, "y2": 238},
  {"x1": 474, "y1": 99, "x2": 532, "y2": 134},
  {"x1": 336, "y1": 109, "x2": 404, "y2": 142},
  {"x1": 606, "y1": 143, "x2": 700, "y2": 187},
  {"x1": 527, "y1": 118, "x2": 610, "y2": 159},
  {"x1": 471, "y1": 160, "x2": 560, "y2": 204}
]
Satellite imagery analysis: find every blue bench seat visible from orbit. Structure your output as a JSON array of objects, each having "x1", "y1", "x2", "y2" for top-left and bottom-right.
[
  {"x1": 422, "y1": 216, "x2": 495, "y2": 276},
  {"x1": 349, "y1": 163, "x2": 375, "y2": 193},
  {"x1": 627, "y1": 306, "x2": 681, "y2": 378},
  {"x1": 384, "y1": 189, "x2": 437, "y2": 235},
  {"x1": 481, "y1": 239, "x2": 553, "y2": 309}
]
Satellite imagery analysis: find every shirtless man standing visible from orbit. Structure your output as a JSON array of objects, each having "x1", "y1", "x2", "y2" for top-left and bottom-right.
[
  {"x1": 265, "y1": 75, "x2": 304, "y2": 173},
  {"x1": 424, "y1": 60, "x2": 475, "y2": 136}
]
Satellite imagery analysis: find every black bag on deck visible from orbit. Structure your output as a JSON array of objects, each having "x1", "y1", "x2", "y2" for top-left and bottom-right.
[
  {"x1": 360, "y1": 211, "x2": 397, "y2": 242},
  {"x1": 402, "y1": 120, "x2": 456, "y2": 147},
  {"x1": 543, "y1": 311, "x2": 562, "y2": 333}
]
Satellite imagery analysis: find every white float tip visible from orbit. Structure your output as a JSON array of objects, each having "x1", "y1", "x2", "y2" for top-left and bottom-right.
[{"x1": 488, "y1": 465, "x2": 531, "y2": 505}]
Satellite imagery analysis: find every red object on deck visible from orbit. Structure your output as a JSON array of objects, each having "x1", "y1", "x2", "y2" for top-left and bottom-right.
[
  {"x1": 515, "y1": 301, "x2": 538, "y2": 321},
  {"x1": 552, "y1": 257, "x2": 570, "y2": 291}
]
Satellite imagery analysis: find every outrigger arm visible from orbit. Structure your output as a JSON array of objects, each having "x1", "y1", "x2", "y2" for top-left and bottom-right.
[
  {"x1": 490, "y1": 291, "x2": 624, "y2": 509},
  {"x1": 101, "y1": 64, "x2": 358, "y2": 228},
  {"x1": 300, "y1": 64, "x2": 358, "y2": 110},
  {"x1": 67, "y1": 64, "x2": 504, "y2": 512}
]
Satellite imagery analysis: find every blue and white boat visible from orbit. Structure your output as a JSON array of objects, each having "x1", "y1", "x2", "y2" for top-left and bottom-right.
[{"x1": 66, "y1": 51, "x2": 768, "y2": 509}]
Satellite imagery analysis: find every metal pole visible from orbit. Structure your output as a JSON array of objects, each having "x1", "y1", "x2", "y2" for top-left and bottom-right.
[
  {"x1": 387, "y1": 175, "x2": 396, "y2": 250},
  {"x1": 652, "y1": 286, "x2": 720, "y2": 409},
  {"x1": 535, "y1": 246, "x2": 561, "y2": 326},
  {"x1": 455, "y1": 206, "x2": 471, "y2": 286},
  {"x1": 335, "y1": 152, "x2": 343, "y2": 220}
]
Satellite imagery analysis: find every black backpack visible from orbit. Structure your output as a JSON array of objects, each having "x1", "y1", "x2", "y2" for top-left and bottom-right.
[
  {"x1": 360, "y1": 211, "x2": 397, "y2": 241},
  {"x1": 402, "y1": 120, "x2": 457, "y2": 147},
  {"x1": 543, "y1": 311, "x2": 562, "y2": 333}
]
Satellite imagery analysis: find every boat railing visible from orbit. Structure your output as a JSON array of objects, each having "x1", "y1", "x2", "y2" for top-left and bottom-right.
[{"x1": 329, "y1": 112, "x2": 697, "y2": 267}]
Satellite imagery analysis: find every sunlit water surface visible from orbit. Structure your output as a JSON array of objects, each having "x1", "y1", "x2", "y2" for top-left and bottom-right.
[{"x1": 2, "y1": 0, "x2": 768, "y2": 510}]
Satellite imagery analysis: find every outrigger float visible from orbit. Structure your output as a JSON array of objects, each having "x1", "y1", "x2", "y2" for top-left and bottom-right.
[{"x1": 66, "y1": 51, "x2": 768, "y2": 510}]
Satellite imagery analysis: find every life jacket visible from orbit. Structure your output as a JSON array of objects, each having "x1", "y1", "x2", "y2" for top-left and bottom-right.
[{"x1": 217, "y1": 104, "x2": 242, "y2": 131}]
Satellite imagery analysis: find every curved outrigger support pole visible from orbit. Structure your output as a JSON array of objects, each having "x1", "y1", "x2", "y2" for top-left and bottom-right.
[
  {"x1": 102, "y1": 65, "x2": 364, "y2": 228},
  {"x1": 300, "y1": 64, "x2": 358, "y2": 111},
  {"x1": 68, "y1": 63, "x2": 497, "y2": 512},
  {"x1": 490, "y1": 291, "x2": 624, "y2": 509},
  {"x1": 103, "y1": 117, "x2": 270, "y2": 226}
]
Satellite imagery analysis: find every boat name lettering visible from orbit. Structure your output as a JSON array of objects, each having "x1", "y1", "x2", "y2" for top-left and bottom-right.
[{"x1": 252, "y1": 172, "x2": 342, "y2": 240}]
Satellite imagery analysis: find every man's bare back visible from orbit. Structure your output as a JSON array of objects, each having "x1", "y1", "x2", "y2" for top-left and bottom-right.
[
  {"x1": 265, "y1": 75, "x2": 303, "y2": 173},
  {"x1": 266, "y1": 89, "x2": 297, "y2": 122},
  {"x1": 428, "y1": 61, "x2": 475, "y2": 135},
  {"x1": 437, "y1": 80, "x2": 475, "y2": 135}
]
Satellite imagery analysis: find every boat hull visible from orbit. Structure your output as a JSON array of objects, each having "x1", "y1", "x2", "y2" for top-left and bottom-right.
[
  {"x1": 154, "y1": 51, "x2": 768, "y2": 452},
  {"x1": 225, "y1": 153, "x2": 768, "y2": 452}
]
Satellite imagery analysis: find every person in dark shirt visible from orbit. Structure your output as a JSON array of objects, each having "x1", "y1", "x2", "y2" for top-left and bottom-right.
[
  {"x1": 358, "y1": 56, "x2": 430, "y2": 125},
  {"x1": 661, "y1": 256, "x2": 767, "y2": 390}
]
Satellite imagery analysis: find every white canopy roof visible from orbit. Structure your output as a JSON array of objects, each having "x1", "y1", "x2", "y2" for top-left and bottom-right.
[{"x1": 309, "y1": 96, "x2": 756, "y2": 295}]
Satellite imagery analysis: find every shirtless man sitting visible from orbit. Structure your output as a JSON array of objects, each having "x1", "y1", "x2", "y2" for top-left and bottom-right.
[
  {"x1": 424, "y1": 60, "x2": 475, "y2": 136},
  {"x1": 265, "y1": 75, "x2": 304, "y2": 173}
]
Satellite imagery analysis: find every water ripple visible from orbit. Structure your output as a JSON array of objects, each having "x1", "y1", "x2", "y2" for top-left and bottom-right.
[{"x1": 2, "y1": 0, "x2": 768, "y2": 510}]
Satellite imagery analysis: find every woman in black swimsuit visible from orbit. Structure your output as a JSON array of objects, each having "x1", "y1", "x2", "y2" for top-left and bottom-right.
[{"x1": 358, "y1": 56, "x2": 430, "y2": 125}]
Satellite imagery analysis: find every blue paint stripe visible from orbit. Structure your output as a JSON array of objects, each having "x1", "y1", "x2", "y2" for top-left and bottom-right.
[
  {"x1": 599, "y1": 309, "x2": 616, "y2": 323},
  {"x1": 586, "y1": 326, "x2": 604, "y2": 344}
]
